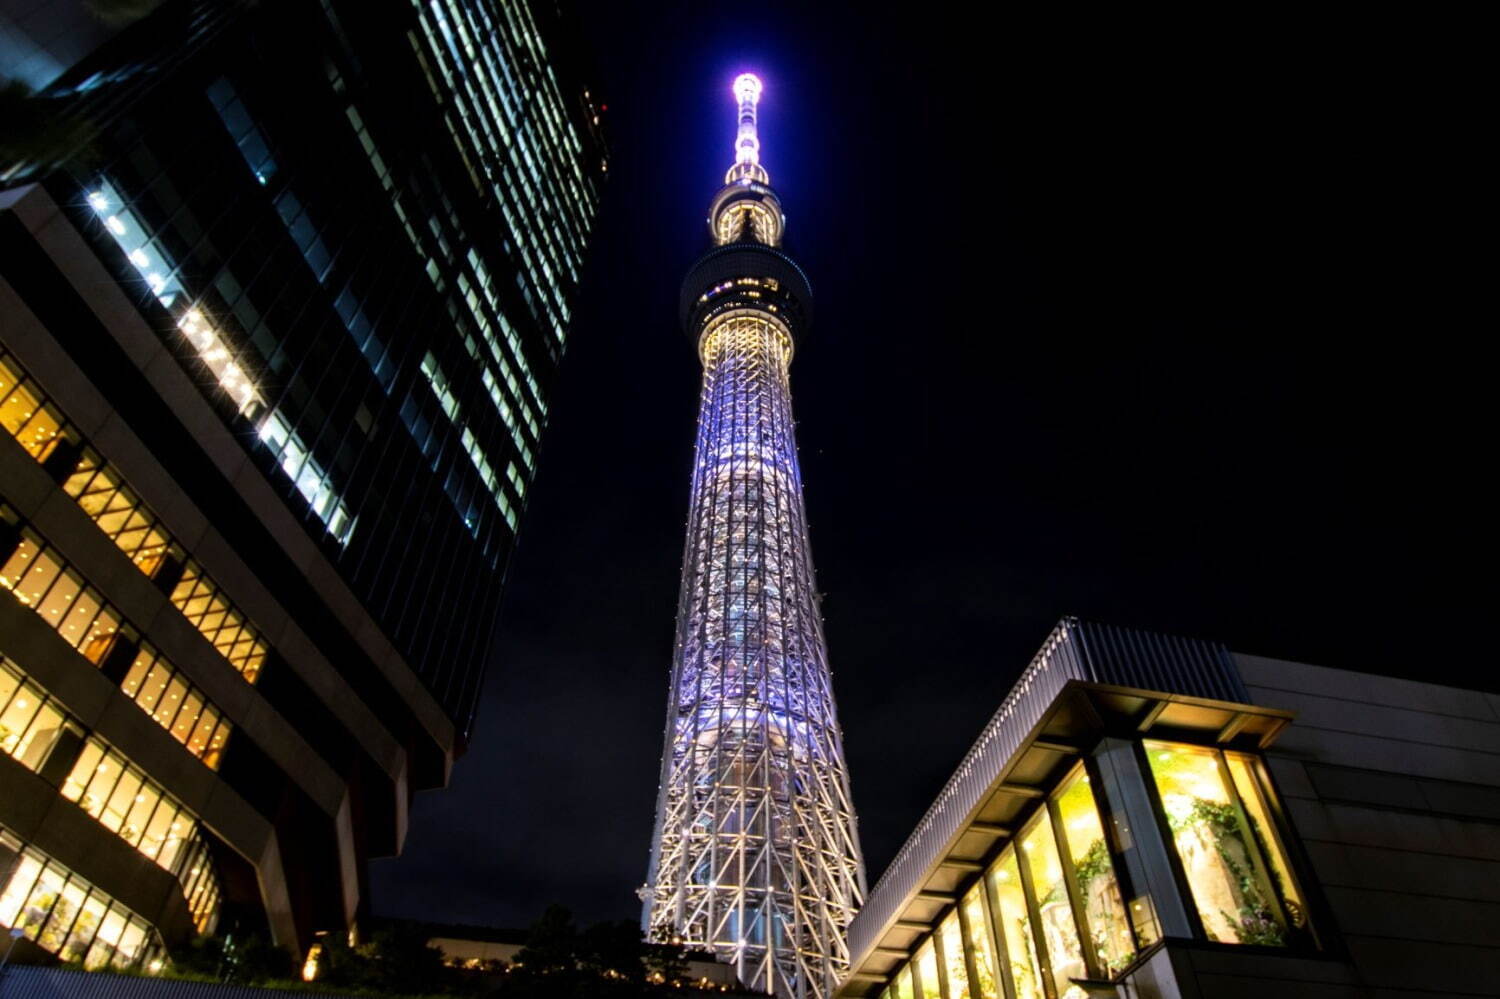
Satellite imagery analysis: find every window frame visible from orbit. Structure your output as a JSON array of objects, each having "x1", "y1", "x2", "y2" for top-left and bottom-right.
[{"x1": 1136, "y1": 738, "x2": 1319, "y2": 953}]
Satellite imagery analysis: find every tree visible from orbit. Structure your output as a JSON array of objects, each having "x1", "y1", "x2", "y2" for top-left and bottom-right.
[
  {"x1": 511, "y1": 905, "x2": 579, "y2": 978},
  {"x1": 579, "y1": 920, "x2": 649, "y2": 985},
  {"x1": 167, "y1": 930, "x2": 292, "y2": 985}
]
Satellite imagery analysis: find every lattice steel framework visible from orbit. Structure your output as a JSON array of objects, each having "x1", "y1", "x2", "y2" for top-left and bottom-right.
[{"x1": 644, "y1": 75, "x2": 866, "y2": 999}]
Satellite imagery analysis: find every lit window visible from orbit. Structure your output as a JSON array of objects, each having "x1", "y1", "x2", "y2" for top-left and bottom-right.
[
  {"x1": 1019, "y1": 812, "x2": 1088, "y2": 998},
  {"x1": 987, "y1": 848, "x2": 1044, "y2": 999},
  {"x1": 0, "y1": 355, "x2": 65, "y2": 461},
  {"x1": 86, "y1": 180, "x2": 184, "y2": 307},
  {"x1": 0, "y1": 828, "x2": 164, "y2": 969},
  {"x1": 960, "y1": 885, "x2": 999, "y2": 998},
  {"x1": 914, "y1": 938, "x2": 939, "y2": 999},
  {"x1": 0, "y1": 658, "x2": 69, "y2": 771},
  {"x1": 890, "y1": 964, "x2": 914, "y2": 999},
  {"x1": 1145, "y1": 741, "x2": 1305, "y2": 946},
  {"x1": 938, "y1": 910, "x2": 972, "y2": 999},
  {"x1": 1052, "y1": 767, "x2": 1139, "y2": 972}
]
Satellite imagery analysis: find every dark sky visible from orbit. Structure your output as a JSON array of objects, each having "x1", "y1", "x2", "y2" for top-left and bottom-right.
[{"x1": 369, "y1": 5, "x2": 1486, "y2": 928}]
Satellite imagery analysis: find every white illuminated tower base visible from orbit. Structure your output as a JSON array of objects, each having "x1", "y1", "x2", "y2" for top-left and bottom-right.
[{"x1": 644, "y1": 75, "x2": 866, "y2": 999}]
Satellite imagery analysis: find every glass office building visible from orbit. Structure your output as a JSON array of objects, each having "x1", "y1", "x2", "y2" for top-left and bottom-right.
[
  {"x1": 0, "y1": 0, "x2": 604, "y2": 969},
  {"x1": 837, "y1": 619, "x2": 1500, "y2": 998}
]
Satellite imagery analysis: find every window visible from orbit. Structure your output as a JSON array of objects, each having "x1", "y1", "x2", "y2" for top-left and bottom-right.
[
  {"x1": 7, "y1": 350, "x2": 269, "y2": 685},
  {"x1": 0, "y1": 511, "x2": 232, "y2": 768},
  {"x1": 1019, "y1": 812, "x2": 1087, "y2": 999},
  {"x1": 0, "y1": 657, "x2": 75, "y2": 773},
  {"x1": 960, "y1": 885, "x2": 1000, "y2": 998},
  {"x1": 0, "y1": 828, "x2": 163, "y2": 970},
  {"x1": 914, "y1": 938, "x2": 940, "y2": 999},
  {"x1": 0, "y1": 354, "x2": 65, "y2": 461},
  {"x1": 890, "y1": 964, "x2": 913, "y2": 999},
  {"x1": 938, "y1": 910, "x2": 972, "y2": 999},
  {"x1": 987, "y1": 848, "x2": 1044, "y2": 999},
  {"x1": 120, "y1": 648, "x2": 231, "y2": 768},
  {"x1": 1051, "y1": 768, "x2": 1137, "y2": 972},
  {"x1": 61, "y1": 739, "x2": 222, "y2": 933},
  {"x1": 0, "y1": 527, "x2": 122, "y2": 665},
  {"x1": 1145, "y1": 741, "x2": 1307, "y2": 947},
  {"x1": 887, "y1": 758, "x2": 1155, "y2": 998}
]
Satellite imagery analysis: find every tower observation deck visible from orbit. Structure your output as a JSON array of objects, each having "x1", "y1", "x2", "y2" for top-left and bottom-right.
[{"x1": 644, "y1": 74, "x2": 867, "y2": 998}]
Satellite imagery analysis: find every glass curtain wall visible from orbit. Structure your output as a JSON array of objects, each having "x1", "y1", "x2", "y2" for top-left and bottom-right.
[{"x1": 876, "y1": 750, "x2": 1311, "y2": 999}]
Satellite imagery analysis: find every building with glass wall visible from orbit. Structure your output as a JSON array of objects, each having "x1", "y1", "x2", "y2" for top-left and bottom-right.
[
  {"x1": 0, "y1": 0, "x2": 604, "y2": 972},
  {"x1": 836, "y1": 618, "x2": 1499, "y2": 999}
]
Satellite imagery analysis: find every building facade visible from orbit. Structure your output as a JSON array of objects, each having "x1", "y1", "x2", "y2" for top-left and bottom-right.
[
  {"x1": 643, "y1": 75, "x2": 866, "y2": 999},
  {"x1": 837, "y1": 618, "x2": 1500, "y2": 998},
  {"x1": 0, "y1": 0, "x2": 604, "y2": 972}
]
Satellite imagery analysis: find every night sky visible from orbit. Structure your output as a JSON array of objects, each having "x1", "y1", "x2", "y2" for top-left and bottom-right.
[{"x1": 369, "y1": 5, "x2": 1485, "y2": 928}]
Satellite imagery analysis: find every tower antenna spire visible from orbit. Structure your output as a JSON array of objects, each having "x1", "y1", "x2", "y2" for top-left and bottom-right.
[
  {"x1": 731, "y1": 72, "x2": 765, "y2": 180},
  {"x1": 708, "y1": 73, "x2": 782, "y2": 245}
]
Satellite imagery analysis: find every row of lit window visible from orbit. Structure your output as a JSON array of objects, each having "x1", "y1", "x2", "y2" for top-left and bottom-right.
[
  {"x1": 63, "y1": 738, "x2": 220, "y2": 932},
  {"x1": 117, "y1": 644, "x2": 232, "y2": 768},
  {"x1": 321, "y1": 57, "x2": 546, "y2": 494},
  {"x1": 0, "y1": 512, "x2": 231, "y2": 768},
  {"x1": 2, "y1": 519, "x2": 125, "y2": 663},
  {"x1": 494, "y1": 0, "x2": 600, "y2": 219},
  {"x1": 2, "y1": 349, "x2": 270, "y2": 684},
  {"x1": 1, "y1": 654, "x2": 220, "y2": 933},
  {"x1": 420, "y1": 353, "x2": 520, "y2": 532},
  {"x1": 398, "y1": 23, "x2": 572, "y2": 396},
  {"x1": 0, "y1": 828, "x2": 163, "y2": 971},
  {"x1": 880, "y1": 743, "x2": 1309, "y2": 999},
  {"x1": 64, "y1": 453, "x2": 269, "y2": 683},
  {"x1": 454, "y1": 275, "x2": 541, "y2": 467},
  {"x1": 412, "y1": 0, "x2": 593, "y2": 337},
  {"x1": 464, "y1": 248, "x2": 547, "y2": 418},
  {"x1": 83, "y1": 182, "x2": 356, "y2": 546}
]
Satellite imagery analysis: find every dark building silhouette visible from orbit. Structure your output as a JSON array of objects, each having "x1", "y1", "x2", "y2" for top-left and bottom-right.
[{"x1": 0, "y1": 0, "x2": 604, "y2": 971}]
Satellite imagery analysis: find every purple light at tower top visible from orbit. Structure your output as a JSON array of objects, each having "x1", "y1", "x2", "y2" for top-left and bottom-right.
[
  {"x1": 732, "y1": 74, "x2": 764, "y2": 168},
  {"x1": 733, "y1": 72, "x2": 763, "y2": 102}
]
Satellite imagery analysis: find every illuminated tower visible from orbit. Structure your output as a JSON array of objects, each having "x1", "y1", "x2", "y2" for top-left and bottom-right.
[{"x1": 644, "y1": 74, "x2": 866, "y2": 998}]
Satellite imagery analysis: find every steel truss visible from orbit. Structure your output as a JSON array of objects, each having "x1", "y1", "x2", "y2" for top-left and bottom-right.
[{"x1": 646, "y1": 309, "x2": 865, "y2": 998}]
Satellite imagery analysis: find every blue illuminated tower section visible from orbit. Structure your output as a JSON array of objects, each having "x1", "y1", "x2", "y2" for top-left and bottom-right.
[{"x1": 645, "y1": 75, "x2": 866, "y2": 999}]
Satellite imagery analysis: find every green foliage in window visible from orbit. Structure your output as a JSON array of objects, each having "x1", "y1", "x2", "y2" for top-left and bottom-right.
[{"x1": 1175, "y1": 797, "x2": 1284, "y2": 947}]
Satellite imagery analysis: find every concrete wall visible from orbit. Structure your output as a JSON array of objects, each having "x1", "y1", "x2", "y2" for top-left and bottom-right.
[{"x1": 1227, "y1": 653, "x2": 1500, "y2": 998}]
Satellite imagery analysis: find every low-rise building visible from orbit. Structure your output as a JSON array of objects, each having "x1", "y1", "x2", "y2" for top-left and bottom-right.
[{"x1": 838, "y1": 617, "x2": 1498, "y2": 998}]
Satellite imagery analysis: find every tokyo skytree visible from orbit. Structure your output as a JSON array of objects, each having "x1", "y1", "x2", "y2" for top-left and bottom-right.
[{"x1": 643, "y1": 74, "x2": 866, "y2": 998}]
